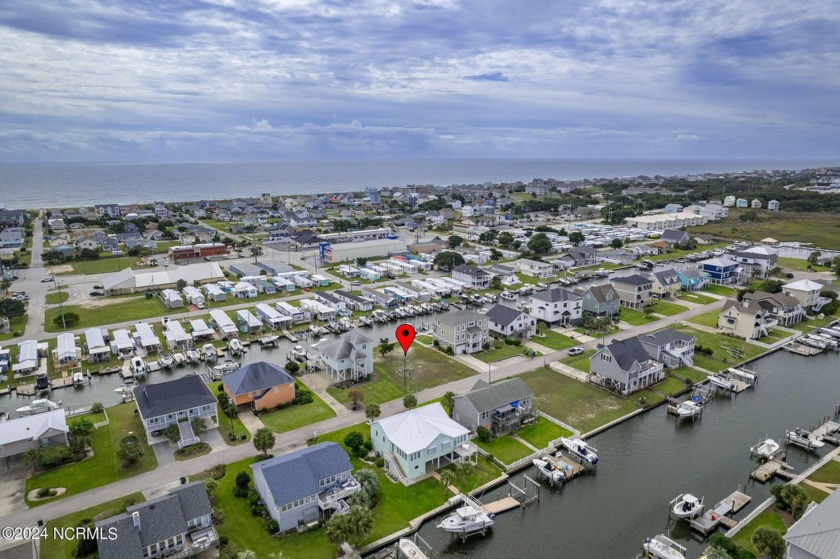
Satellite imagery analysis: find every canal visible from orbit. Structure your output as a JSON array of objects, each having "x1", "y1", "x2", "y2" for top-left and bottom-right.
[{"x1": 413, "y1": 349, "x2": 840, "y2": 558}]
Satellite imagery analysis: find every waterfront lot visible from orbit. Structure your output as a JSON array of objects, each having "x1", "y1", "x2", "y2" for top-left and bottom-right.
[
  {"x1": 257, "y1": 377, "x2": 336, "y2": 434},
  {"x1": 778, "y1": 256, "x2": 828, "y2": 272},
  {"x1": 26, "y1": 404, "x2": 157, "y2": 505},
  {"x1": 327, "y1": 345, "x2": 477, "y2": 405},
  {"x1": 691, "y1": 209, "x2": 840, "y2": 247},
  {"x1": 440, "y1": 456, "x2": 502, "y2": 494},
  {"x1": 619, "y1": 307, "x2": 659, "y2": 326},
  {"x1": 672, "y1": 326, "x2": 767, "y2": 371},
  {"x1": 648, "y1": 300, "x2": 688, "y2": 316},
  {"x1": 475, "y1": 435, "x2": 532, "y2": 464},
  {"x1": 516, "y1": 417, "x2": 573, "y2": 448},
  {"x1": 521, "y1": 368, "x2": 639, "y2": 434},
  {"x1": 687, "y1": 309, "x2": 721, "y2": 328},
  {"x1": 731, "y1": 508, "x2": 787, "y2": 555}
]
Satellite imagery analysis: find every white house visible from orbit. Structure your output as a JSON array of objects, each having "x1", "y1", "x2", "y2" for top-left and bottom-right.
[
  {"x1": 783, "y1": 279, "x2": 825, "y2": 309},
  {"x1": 528, "y1": 287, "x2": 582, "y2": 326},
  {"x1": 485, "y1": 304, "x2": 536, "y2": 339}
]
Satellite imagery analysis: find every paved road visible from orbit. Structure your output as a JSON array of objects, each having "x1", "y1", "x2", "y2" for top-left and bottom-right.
[{"x1": 14, "y1": 215, "x2": 49, "y2": 337}]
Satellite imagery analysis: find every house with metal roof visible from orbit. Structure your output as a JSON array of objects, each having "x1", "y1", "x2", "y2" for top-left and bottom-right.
[
  {"x1": 784, "y1": 279, "x2": 827, "y2": 309},
  {"x1": 371, "y1": 403, "x2": 473, "y2": 485},
  {"x1": 314, "y1": 330, "x2": 373, "y2": 382},
  {"x1": 96, "y1": 482, "x2": 217, "y2": 559},
  {"x1": 223, "y1": 361, "x2": 295, "y2": 411},
  {"x1": 452, "y1": 379, "x2": 534, "y2": 434},
  {"x1": 52, "y1": 332, "x2": 80, "y2": 368},
  {"x1": 784, "y1": 485, "x2": 840, "y2": 559},
  {"x1": 252, "y1": 442, "x2": 360, "y2": 532},
  {"x1": 528, "y1": 286, "x2": 583, "y2": 325},
  {"x1": 590, "y1": 337, "x2": 665, "y2": 395},
  {"x1": 638, "y1": 328, "x2": 696, "y2": 368},
  {"x1": 0, "y1": 409, "x2": 68, "y2": 468},
  {"x1": 730, "y1": 246, "x2": 779, "y2": 279},
  {"x1": 132, "y1": 374, "x2": 217, "y2": 445},
  {"x1": 163, "y1": 319, "x2": 191, "y2": 351},
  {"x1": 485, "y1": 304, "x2": 536, "y2": 339},
  {"x1": 84, "y1": 327, "x2": 110, "y2": 362}
]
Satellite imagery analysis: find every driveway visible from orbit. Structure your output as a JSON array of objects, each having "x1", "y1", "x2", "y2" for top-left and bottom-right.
[
  {"x1": 203, "y1": 428, "x2": 227, "y2": 453},
  {"x1": 151, "y1": 442, "x2": 176, "y2": 467},
  {"x1": 0, "y1": 465, "x2": 28, "y2": 516}
]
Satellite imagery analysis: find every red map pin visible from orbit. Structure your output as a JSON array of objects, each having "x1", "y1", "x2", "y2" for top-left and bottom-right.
[{"x1": 396, "y1": 323, "x2": 416, "y2": 354}]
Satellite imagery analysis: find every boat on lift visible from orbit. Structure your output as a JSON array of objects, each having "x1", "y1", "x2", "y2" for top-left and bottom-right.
[
  {"x1": 16, "y1": 398, "x2": 62, "y2": 416},
  {"x1": 560, "y1": 437, "x2": 599, "y2": 465},
  {"x1": 642, "y1": 535, "x2": 686, "y2": 559},
  {"x1": 786, "y1": 428, "x2": 825, "y2": 449},
  {"x1": 672, "y1": 493, "x2": 704, "y2": 518},
  {"x1": 186, "y1": 349, "x2": 200, "y2": 363},
  {"x1": 202, "y1": 343, "x2": 217, "y2": 362},
  {"x1": 532, "y1": 457, "x2": 565, "y2": 484},
  {"x1": 708, "y1": 374, "x2": 735, "y2": 390},
  {"x1": 289, "y1": 345, "x2": 308, "y2": 362},
  {"x1": 213, "y1": 360, "x2": 241, "y2": 374},
  {"x1": 227, "y1": 338, "x2": 244, "y2": 355},
  {"x1": 436, "y1": 496, "x2": 494, "y2": 534},
  {"x1": 675, "y1": 400, "x2": 702, "y2": 418},
  {"x1": 72, "y1": 372, "x2": 86, "y2": 386},
  {"x1": 750, "y1": 438, "x2": 780, "y2": 459},
  {"x1": 160, "y1": 353, "x2": 174, "y2": 368},
  {"x1": 172, "y1": 352, "x2": 186, "y2": 366},
  {"x1": 398, "y1": 538, "x2": 428, "y2": 559},
  {"x1": 130, "y1": 356, "x2": 147, "y2": 379}
]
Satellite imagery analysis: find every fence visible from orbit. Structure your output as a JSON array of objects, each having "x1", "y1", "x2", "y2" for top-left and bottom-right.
[{"x1": 65, "y1": 405, "x2": 110, "y2": 428}]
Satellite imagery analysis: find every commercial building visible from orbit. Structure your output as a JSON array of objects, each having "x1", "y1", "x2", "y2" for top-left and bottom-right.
[{"x1": 318, "y1": 238, "x2": 407, "y2": 264}]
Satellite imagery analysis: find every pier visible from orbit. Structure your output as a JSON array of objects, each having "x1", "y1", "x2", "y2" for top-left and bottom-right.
[
  {"x1": 751, "y1": 458, "x2": 796, "y2": 482},
  {"x1": 689, "y1": 490, "x2": 751, "y2": 535}
]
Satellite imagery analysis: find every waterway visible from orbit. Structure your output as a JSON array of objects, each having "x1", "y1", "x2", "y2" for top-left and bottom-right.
[{"x1": 413, "y1": 349, "x2": 840, "y2": 558}]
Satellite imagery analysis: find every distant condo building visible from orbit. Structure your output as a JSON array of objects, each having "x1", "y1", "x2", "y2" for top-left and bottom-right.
[{"x1": 624, "y1": 211, "x2": 708, "y2": 231}]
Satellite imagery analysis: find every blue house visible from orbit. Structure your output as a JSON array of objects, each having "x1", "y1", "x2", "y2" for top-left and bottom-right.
[
  {"x1": 677, "y1": 269, "x2": 710, "y2": 291},
  {"x1": 697, "y1": 257, "x2": 742, "y2": 286}
]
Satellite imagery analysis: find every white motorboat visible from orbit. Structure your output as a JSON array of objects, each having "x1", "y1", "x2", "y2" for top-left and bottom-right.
[
  {"x1": 560, "y1": 437, "x2": 599, "y2": 465},
  {"x1": 709, "y1": 375, "x2": 735, "y2": 390},
  {"x1": 436, "y1": 501, "x2": 494, "y2": 534},
  {"x1": 202, "y1": 343, "x2": 217, "y2": 362},
  {"x1": 16, "y1": 398, "x2": 62, "y2": 416},
  {"x1": 185, "y1": 349, "x2": 200, "y2": 363},
  {"x1": 114, "y1": 380, "x2": 137, "y2": 394},
  {"x1": 130, "y1": 356, "x2": 147, "y2": 378},
  {"x1": 398, "y1": 538, "x2": 428, "y2": 559},
  {"x1": 160, "y1": 353, "x2": 174, "y2": 368},
  {"x1": 228, "y1": 338, "x2": 243, "y2": 355},
  {"x1": 289, "y1": 345, "x2": 308, "y2": 362},
  {"x1": 675, "y1": 400, "x2": 702, "y2": 418},
  {"x1": 500, "y1": 291, "x2": 516, "y2": 301},
  {"x1": 172, "y1": 352, "x2": 186, "y2": 366},
  {"x1": 533, "y1": 458, "x2": 565, "y2": 484},
  {"x1": 213, "y1": 360, "x2": 241, "y2": 374},
  {"x1": 750, "y1": 438, "x2": 780, "y2": 459},
  {"x1": 643, "y1": 535, "x2": 686, "y2": 559},
  {"x1": 787, "y1": 428, "x2": 825, "y2": 449},
  {"x1": 259, "y1": 335, "x2": 280, "y2": 347},
  {"x1": 672, "y1": 493, "x2": 704, "y2": 518},
  {"x1": 72, "y1": 372, "x2": 86, "y2": 386}
]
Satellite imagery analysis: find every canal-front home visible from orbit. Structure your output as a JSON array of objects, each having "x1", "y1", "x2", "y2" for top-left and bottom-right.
[
  {"x1": 698, "y1": 256, "x2": 744, "y2": 285},
  {"x1": 485, "y1": 304, "x2": 537, "y2": 340},
  {"x1": 96, "y1": 482, "x2": 217, "y2": 559},
  {"x1": 676, "y1": 268, "x2": 710, "y2": 291},
  {"x1": 314, "y1": 329, "x2": 374, "y2": 382},
  {"x1": 431, "y1": 309, "x2": 489, "y2": 355},
  {"x1": 251, "y1": 442, "x2": 360, "y2": 532},
  {"x1": 222, "y1": 361, "x2": 295, "y2": 411},
  {"x1": 638, "y1": 328, "x2": 696, "y2": 368},
  {"x1": 577, "y1": 283, "x2": 621, "y2": 318},
  {"x1": 784, "y1": 484, "x2": 840, "y2": 559},
  {"x1": 0, "y1": 409, "x2": 68, "y2": 469},
  {"x1": 717, "y1": 299, "x2": 775, "y2": 340},
  {"x1": 372, "y1": 403, "x2": 474, "y2": 485},
  {"x1": 611, "y1": 274, "x2": 653, "y2": 309},
  {"x1": 742, "y1": 291, "x2": 805, "y2": 326},
  {"x1": 590, "y1": 337, "x2": 665, "y2": 396},
  {"x1": 132, "y1": 374, "x2": 217, "y2": 445},
  {"x1": 452, "y1": 378, "x2": 534, "y2": 434},
  {"x1": 783, "y1": 279, "x2": 825, "y2": 310}
]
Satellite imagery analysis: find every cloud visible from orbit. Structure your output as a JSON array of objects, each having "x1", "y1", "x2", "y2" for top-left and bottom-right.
[{"x1": 463, "y1": 72, "x2": 509, "y2": 82}]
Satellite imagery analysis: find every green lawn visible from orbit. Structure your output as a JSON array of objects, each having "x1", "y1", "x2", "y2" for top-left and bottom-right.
[
  {"x1": 646, "y1": 376, "x2": 690, "y2": 397},
  {"x1": 516, "y1": 417, "x2": 573, "y2": 449},
  {"x1": 688, "y1": 309, "x2": 722, "y2": 328},
  {"x1": 416, "y1": 334, "x2": 434, "y2": 345},
  {"x1": 44, "y1": 295, "x2": 168, "y2": 332},
  {"x1": 440, "y1": 457, "x2": 502, "y2": 494},
  {"x1": 649, "y1": 300, "x2": 689, "y2": 316},
  {"x1": 704, "y1": 284, "x2": 737, "y2": 296},
  {"x1": 26, "y1": 403, "x2": 157, "y2": 505},
  {"x1": 42, "y1": 493, "x2": 146, "y2": 559},
  {"x1": 798, "y1": 483, "x2": 830, "y2": 505},
  {"x1": 560, "y1": 349, "x2": 596, "y2": 373},
  {"x1": 475, "y1": 435, "x2": 533, "y2": 465},
  {"x1": 532, "y1": 329, "x2": 578, "y2": 350},
  {"x1": 778, "y1": 257, "x2": 828, "y2": 272},
  {"x1": 45, "y1": 291, "x2": 69, "y2": 304},
  {"x1": 207, "y1": 382, "x2": 251, "y2": 443},
  {"x1": 673, "y1": 326, "x2": 767, "y2": 371},
  {"x1": 0, "y1": 314, "x2": 25, "y2": 341},
  {"x1": 757, "y1": 332, "x2": 787, "y2": 344},
  {"x1": 56, "y1": 258, "x2": 142, "y2": 275},
  {"x1": 676, "y1": 291, "x2": 718, "y2": 305},
  {"x1": 731, "y1": 508, "x2": 787, "y2": 555},
  {"x1": 521, "y1": 368, "x2": 640, "y2": 434},
  {"x1": 328, "y1": 345, "x2": 477, "y2": 405},
  {"x1": 475, "y1": 343, "x2": 525, "y2": 363},
  {"x1": 619, "y1": 307, "x2": 659, "y2": 326},
  {"x1": 672, "y1": 366, "x2": 708, "y2": 384},
  {"x1": 515, "y1": 273, "x2": 546, "y2": 285},
  {"x1": 792, "y1": 311, "x2": 840, "y2": 332},
  {"x1": 258, "y1": 378, "x2": 336, "y2": 434},
  {"x1": 808, "y1": 459, "x2": 840, "y2": 484}
]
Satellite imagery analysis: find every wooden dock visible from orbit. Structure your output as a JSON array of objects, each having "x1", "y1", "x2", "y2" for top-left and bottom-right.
[
  {"x1": 16, "y1": 383, "x2": 36, "y2": 396},
  {"x1": 546, "y1": 453, "x2": 585, "y2": 480},
  {"x1": 810, "y1": 420, "x2": 840, "y2": 442},
  {"x1": 783, "y1": 342, "x2": 823, "y2": 356},
  {"x1": 50, "y1": 377, "x2": 75, "y2": 389},
  {"x1": 482, "y1": 497, "x2": 520, "y2": 514},
  {"x1": 751, "y1": 459, "x2": 796, "y2": 482},
  {"x1": 689, "y1": 491, "x2": 751, "y2": 535}
]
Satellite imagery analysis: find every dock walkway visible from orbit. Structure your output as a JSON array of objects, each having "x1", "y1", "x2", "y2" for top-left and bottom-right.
[{"x1": 689, "y1": 491, "x2": 751, "y2": 535}]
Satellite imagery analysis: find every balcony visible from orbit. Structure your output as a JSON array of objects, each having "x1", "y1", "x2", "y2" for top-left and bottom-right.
[
  {"x1": 157, "y1": 527, "x2": 218, "y2": 559},
  {"x1": 318, "y1": 477, "x2": 361, "y2": 513}
]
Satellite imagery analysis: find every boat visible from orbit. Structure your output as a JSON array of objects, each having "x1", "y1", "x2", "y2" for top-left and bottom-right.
[
  {"x1": 709, "y1": 375, "x2": 735, "y2": 390},
  {"x1": 72, "y1": 372, "x2": 86, "y2": 386},
  {"x1": 114, "y1": 380, "x2": 137, "y2": 394},
  {"x1": 213, "y1": 360, "x2": 241, "y2": 374},
  {"x1": 500, "y1": 291, "x2": 516, "y2": 301},
  {"x1": 172, "y1": 352, "x2": 186, "y2": 366},
  {"x1": 672, "y1": 493, "x2": 704, "y2": 518},
  {"x1": 228, "y1": 338, "x2": 244, "y2": 355},
  {"x1": 16, "y1": 398, "x2": 62, "y2": 416},
  {"x1": 560, "y1": 437, "x2": 599, "y2": 465},
  {"x1": 675, "y1": 400, "x2": 702, "y2": 418},
  {"x1": 786, "y1": 428, "x2": 825, "y2": 449},
  {"x1": 186, "y1": 349, "x2": 200, "y2": 363},
  {"x1": 289, "y1": 345, "x2": 308, "y2": 362},
  {"x1": 258, "y1": 335, "x2": 280, "y2": 347},
  {"x1": 160, "y1": 353, "x2": 174, "y2": 368},
  {"x1": 750, "y1": 438, "x2": 780, "y2": 459},
  {"x1": 130, "y1": 356, "x2": 147, "y2": 378},
  {"x1": 643, "y1": 534, "x2": 686, "y2": 559},
  {"x1": 533, "y1": 457, "x2": 565, "y2": 484},
  {"x1": 34, "y1": 373, "x2": 50, "y2": 391},
  {"x1": 0, "y1": 410, "x2": 8, "y2": 422},
  {"x1": 201, "y1": 343, "x2": 217, "y2": 362},
  {"x1": 398, "y1": 538, "x2": 428, "y2": 559},
  {"x1": 436, "y1": 497, "x2": 494, "y2": 534}
]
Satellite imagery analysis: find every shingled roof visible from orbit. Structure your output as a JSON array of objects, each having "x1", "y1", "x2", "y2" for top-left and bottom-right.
[{"x1": 223, "y1": 361, "x2": 294, "y2": 396}]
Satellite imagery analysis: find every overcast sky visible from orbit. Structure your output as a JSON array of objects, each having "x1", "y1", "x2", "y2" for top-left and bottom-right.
[{"x1": 1, "y1": 0, "x2": 838, "y2": 163}]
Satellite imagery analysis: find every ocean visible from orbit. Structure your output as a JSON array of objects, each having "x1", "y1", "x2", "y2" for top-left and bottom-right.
[{"x1": 1, "y1": 158, "x2": 838, "y2": 209}]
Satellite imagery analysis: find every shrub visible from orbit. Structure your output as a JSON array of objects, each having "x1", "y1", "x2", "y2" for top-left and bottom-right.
[
  {"x1": 264, "y1": 519, "x2": 279, "y2": 534},
  {"x1": 233, "y1": 485, "x2": 249, "y2": 498},
  {"x1": 90, "y1": 402, "x2": 104, "y2": 413},
  {"x1": 38, "y1": 445, "x2": 75, "y2": 468},
  {"x1": 363, "y1": 439, "x2": 373, "y2": 451},
  {"x1": 250, "y1": 504, "x2": 265, "y2": 517},
  {"x1": 117, "y1": 438, "x2": 143, "y2": 468},
  {"x1": 353, "y1": 446, "x2": 368, "y2": 459},
  {"x1": 344, "y1": 431, "x2": 364, "y2": 450},
  {"x1": 217, "y1": 384, "x2": 225, "y2": 393},
  {"x1": 375, "y1": 458, "x2": 385, "y2": 468},
  {"x1": 285, "y1": 360, "x2": 300, "y2": 374},
  {"x1": 235, "y1": 471, "x2": 251, "y2": 489},
  {"x1": 293, "y1": 390, "x2": 314, "y2": 406},
  {"x1": 211, "y1": 464, "x2": 226, "y2": 479},
  {"x1": 433, "y1": 339, "x2": 440, "y2": 347},
  {"x1": 248, "y1": 489, "x2": 261, "y2": 507},
  {"x1": 476, "y1": 426, "x2": 492, "y2": 443}
]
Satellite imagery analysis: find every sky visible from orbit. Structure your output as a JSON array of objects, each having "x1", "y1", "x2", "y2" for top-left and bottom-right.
[{"x1": 1, "y1": 0, "x2": 838, "y2": 163}]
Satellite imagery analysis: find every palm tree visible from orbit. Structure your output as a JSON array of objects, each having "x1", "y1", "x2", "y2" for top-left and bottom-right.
[
  {"x1": 439, "y1": 469, "x2": 457, "y2": 494},
  {"x1": 780, "y1": 483, "x2": 809, "y2": 519},
  {"x1": 253, "y1": 427, "x2": 276, "y2": 456},
  {"x1": 325, "y1": 513, "x2": 350, "y2": 548},
  {"x1": 345, "y1": 505, "x2": 374, "y2": 546},
  {"x1": 441, "y1": 391, "x2": 456, "y2": 417},
  {"x1": 364, "y1": 403, "x2": 381, "y2": 422},
  {"x1": 402, "y1": 394, "x2": 417, "y2": 410}
]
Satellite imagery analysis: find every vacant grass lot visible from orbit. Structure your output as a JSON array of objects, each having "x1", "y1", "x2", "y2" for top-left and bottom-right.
[
  {"x1": 677, "y1": 291, "x2": 719, "y2": 305},
  {"x1": 532, "y1": 329, "x2": 578, "y2": 350},
  {"x1": 688, "y1": 309, "x2": 722, "y2": 328},
  {"x1": 521, "y1": 368, "x2": 639, "y2": 434},
  {"x1": 672, "y1": 367, "x2": 708, "y2": 384},
  {"x1": 41, "y1": 493, "x2": 146, "y2": 559},
  {"x1": 328, "y1": 345, "x2": 477, "y2": 405},
  {"x1": 258, "y1": 377, "x2": 336, "y2": 434},
  {"x1": 44, "y1": 295, "x2": 167, "y2": 332},
  {"x1": 704, "y1": 284, "x2": 737, "y2": 296},
  {"x1": 778, "y1": 257, "x2": 829, "y2": 272},
  {"x1": 673, "y1": 326, "x2": 766, "y2": 371},
  {"x1": 620, "y1": 307, "x2": 659, "y2": 326},
  {"x1": 44, "y1": 291, "x2": 69, "y2": 304},
  {"x1": 691, "y1": 209, "x2": 840, "y2": 247},
  {"x1": 475, "y1": 343, "x2": 525, "y2": 363},
  {"x1": 808, "y1": 458, "x2": 840, "y2": 484},
  {"x1": 516, "y1": 417, "x2": 573, "y2": 449},
  {"x1": 26, "y1": 403, "x2": 157, "y2": 505},
  {"x1": 475, "y1": 435, "x2": 533, "y2": 464},
  {"x1": 649, "y1": 300, "x2": 688, "y2": 316},
  {"x1": 560, "y1": 349, "x2": 596, "y2": 373}
]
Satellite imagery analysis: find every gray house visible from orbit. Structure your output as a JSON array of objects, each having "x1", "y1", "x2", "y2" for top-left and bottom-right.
[
  {"x1": 590, "y1": 337, "x2": 665, "y2": 395},
  {"x1": 611, "y1": 274, "x2": 653, "y2": 309},
  {"x1": 0, "y1": 410, "x2": 68, "y2": 469},
  {"x1": 660, "y1": 228, "x2": 690, "y2": 247},
  {"x1": 577, "y1": 283, "x2": 621, "y2": 317},
  {"x1": 133, "y1": 374, "x2": 218, "y2": 446},
  {"x1": 315, "y1": 329, "x2": 374, "y2": 382},
  {"x1": 452, "y1": 379, "x2": 534, "y2": 434},
  {"x1": 96, "y1": 482, "x2": 217, "y2": 559},
  {"x1": 784, "y1": 486, "x2": 840, "y2": 559},
  {"x1": 485, "y1": 304, "x2": 536, "y2": 339},
  {"x1": 638, "y1": 328, "x2": 696, "y2": 368},
  {"x1": 432, "y1": 309, "x2": 488, "y2": 354},
  {"x1": 252, "y1": 442, "x2": 360, "y2": 532}
]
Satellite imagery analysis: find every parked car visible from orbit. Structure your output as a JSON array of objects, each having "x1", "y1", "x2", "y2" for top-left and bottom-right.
[
  {"x1": 41, "y1": 276, "x2": 54, "y2": 282},
  {"x1": 350, "y1": 280, "x2": 361, "y2": 287},
  {"x1": 93, "y1": 284, "x2": 104, "y2": 289},
  {"x1": 568, "y1": 346, "x2": 584, "y2": 356},
  {"x1": 89, "y1": 291, "x2": 104, "y2": 297}
]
